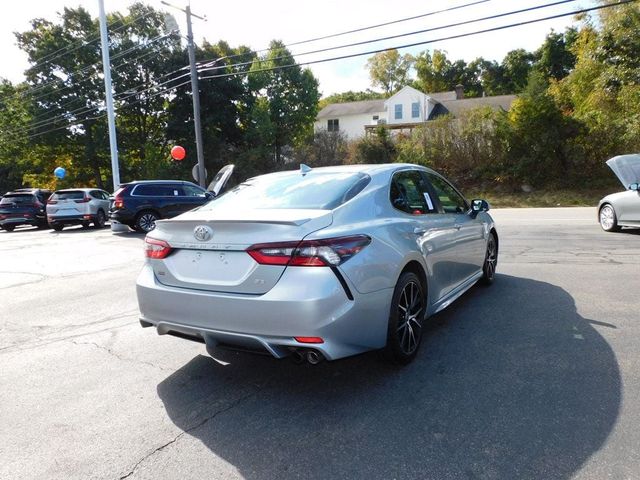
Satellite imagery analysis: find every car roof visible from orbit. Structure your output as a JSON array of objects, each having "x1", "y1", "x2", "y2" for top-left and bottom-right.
[
  {"x1": 53, "y1": 188, "x2": 102, "y2": 192},
  {"x1": 253, "y1": 163, "x2": 437, "y2": 179},
  {"x1": 120, "y1": 180, "x2": 200, "y2": 186}
]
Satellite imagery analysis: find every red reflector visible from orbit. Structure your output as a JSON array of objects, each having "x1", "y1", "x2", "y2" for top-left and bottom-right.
[
  {"x1": 144, "y1": 237, "x2": 172, "y2": 259},
  {"x1": 294, "y1": 337, "x2": 324, "y2": 344},
  {"x1": 83, "y1": 215, "x2": 92, "y2": 220}
]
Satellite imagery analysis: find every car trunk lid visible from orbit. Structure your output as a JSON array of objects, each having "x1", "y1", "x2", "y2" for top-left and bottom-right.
[{"x1": 149, "y1": 208, "x2": 333, "y2": 294}]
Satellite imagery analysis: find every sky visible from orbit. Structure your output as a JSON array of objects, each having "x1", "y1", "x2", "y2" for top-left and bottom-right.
[{"x1": 0, "y1": 0, "x2": 598, "y2": 97}]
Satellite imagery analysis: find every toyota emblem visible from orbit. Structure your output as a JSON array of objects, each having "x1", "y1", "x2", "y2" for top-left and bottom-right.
[{"x1": 193, "y1": 225, "x2": 213, "y2": 242}]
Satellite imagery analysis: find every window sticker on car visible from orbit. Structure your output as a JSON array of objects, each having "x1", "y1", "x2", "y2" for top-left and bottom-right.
[
  {"x1": 174, "y1": 190, "x2": 179, "y2": 196},
  {"x1": 423, "y1": 192, "x2": 434, "y2": 210}
]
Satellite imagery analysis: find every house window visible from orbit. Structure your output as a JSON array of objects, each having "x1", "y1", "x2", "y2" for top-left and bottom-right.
[
  {"x1": 372, "y1": 115, "x2": 379, "y2": 120},
  {"x1": 411, "y1": 102, "x2": 420, "y2": 119},
  {"x1": 394, "y1": 104, "x2": 403, "y2": 120},
  {"x1": 327, "y1": 119, "x2": 339, "y2": 132}
]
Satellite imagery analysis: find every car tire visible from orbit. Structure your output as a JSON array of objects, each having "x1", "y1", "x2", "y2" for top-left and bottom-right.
[
  {"x1": 384, "y1": 272, "x2": 426, "y2": 365},
  {"x1": 94, "y1": 210, "x2": 106, "y2": 228},
  {"x1": 481, "y1": 232, "x2": 498, "y2": 285},
  {"x1": 3, "y1": 225, "x2": 15, "y2": 232},
  {"x1": 135, "y1": 211, "x2": 159, "y2": 233},
  {"x1": 599, "y1": 204, "x2": 620, "y2": 232},
  {"x1": 52, "y1": 224, "x2": 63, "y2": 231}
]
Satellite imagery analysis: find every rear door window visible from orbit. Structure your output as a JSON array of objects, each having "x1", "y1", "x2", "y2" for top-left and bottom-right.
[
  {"x1": 390, "y1": 170, "x2": 436, "y2": 215},
  {"x1": 182, "y1": 185, "x2": 206, "y2": 197}
]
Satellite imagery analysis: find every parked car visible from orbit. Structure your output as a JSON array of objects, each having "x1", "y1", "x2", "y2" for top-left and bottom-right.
[
  {"x1": 598, "y1": 154, "x2": 640, "y2": 232},
  {"x1": 109, "y1": 179, "x2": 222, "y2": 233},
  {"x1": 0, "y1": 189, "x2": 52, "y2": 231},
  {"x1": 46, "y1": 188, "x2": 111, "y2": 231},
  {"x1": 136, "y1": 163, "x2": 498, "y2": 365}
]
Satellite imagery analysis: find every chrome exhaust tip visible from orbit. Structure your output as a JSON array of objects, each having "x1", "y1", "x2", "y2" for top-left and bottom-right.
[{"x1": 306, "y1": 350, "x2": 324, "y2": 365}]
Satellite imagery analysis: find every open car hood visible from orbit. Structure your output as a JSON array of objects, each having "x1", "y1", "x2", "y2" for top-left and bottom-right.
[{"x1": 606, "y1": 154, "x2": 640, "y2": 188}]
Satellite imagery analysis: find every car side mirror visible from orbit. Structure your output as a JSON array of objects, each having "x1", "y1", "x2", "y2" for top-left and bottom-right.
[
  {"x1": 629, "y1": 183, "x2": 640, "y2": 191},
  {"x1": 470, "y1": 199, "x2": 490, "y2": 215}
]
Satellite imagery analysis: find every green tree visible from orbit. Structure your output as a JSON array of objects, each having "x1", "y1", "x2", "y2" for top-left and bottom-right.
[
  {"x1": 501, "y1": 49, "x2": 536, "y2": 93},
  {"x1": 535, "y1": 28, "x2": 578, "y2": 81},
  {"x1": 248, "y1": 40, "x2": 320, "y2": 166},
  {"x1": 366, "y1": 49, "x2": 414, "y2": 95},
  {"x1": 318, "y1": 89, "x2": 385, "y2": 109}
]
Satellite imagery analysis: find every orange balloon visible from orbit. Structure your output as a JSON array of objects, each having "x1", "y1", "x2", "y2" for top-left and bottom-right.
[{"x1": 171, "y1": 145, "x2": 186, "y2": 161}]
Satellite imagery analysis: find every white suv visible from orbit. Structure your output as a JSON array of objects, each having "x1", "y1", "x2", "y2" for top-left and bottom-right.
[{"x1": 46, "y1": 188, "x2": 111, "y2": 231}]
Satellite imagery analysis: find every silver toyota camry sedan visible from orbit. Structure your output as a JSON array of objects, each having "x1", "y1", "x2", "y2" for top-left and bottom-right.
[{"x1": 137, "y1": 163, "x2": 498, "y2": 365}]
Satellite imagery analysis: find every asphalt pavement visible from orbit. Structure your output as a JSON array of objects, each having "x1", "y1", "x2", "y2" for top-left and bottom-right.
[{"x1": 0, "y1": 208, "x2": 638, "y2": 480}]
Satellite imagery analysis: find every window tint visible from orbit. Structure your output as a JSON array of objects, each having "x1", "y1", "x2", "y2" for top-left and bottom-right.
[
  {"x1": 51, "y1": 191, "x2": 84, "y2": 201},
  {"x1": 390, "y1": 170, "x2": 435, "y2": 215},
  {"x1": 0, "y1": 194, "x2": 36, "y2": 205},
  {"x1": 394, "y1": 104, "x2": 403, "y2": 119},
  {"x1": 426, "y1": 173, "x2": 468, "y2": 214},
  {"x1": 134, "y1": 184, "x2": 180, "y2": 196},
  {"x1": 200, "y1": 172, "x2": 371, "y2": 211},
  {"x1": 90, "y1": 190, "x2": 101, "y2": 199}
]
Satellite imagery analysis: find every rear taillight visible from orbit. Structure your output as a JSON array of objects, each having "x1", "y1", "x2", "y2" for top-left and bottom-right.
[
  {"x1": 144, "y1": 237, "x2": 173, "y2": 259},
  {"x1": 247, "y1": 235, "x2": 371, "y2": 267},
  {"x1": 75, "y1": 196, "x2": 90, "y2": 203},
  {"x1": 47, "y1": 200, "x2": 57, "y2": 204},
  {"x1": 113, "y1": 194, "x2": 124, "y2": 209}
]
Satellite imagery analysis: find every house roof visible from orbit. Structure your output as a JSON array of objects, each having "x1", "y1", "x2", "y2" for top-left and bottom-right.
[
  {"x1": 317, "y1": 99, "x2": 385, "y2": 118},
  {"x1": 317, "y1": 90, "x2": 517, "y2": 120},
  {"x1": 436, "y1": 95, "x2": 517, "y2": 117}
]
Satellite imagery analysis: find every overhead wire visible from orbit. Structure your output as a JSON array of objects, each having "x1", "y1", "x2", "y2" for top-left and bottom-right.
[
  {"x1": 199, "y1": 0, "x2": 635, "y2": 82},
  {"x1": 198, "y1": 0, "x2": 581, "y2": 76},
  {"x1": 6, "y1": 0, "x2": 635, "y2": 140}
]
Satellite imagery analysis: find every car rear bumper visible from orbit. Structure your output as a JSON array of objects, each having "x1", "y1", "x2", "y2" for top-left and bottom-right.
[
  {"x1": 48, "y1": 214, "x2": 96, "y2": 225},
  {"x1": 136, "y1": 263, "x2": 392, "y2": 361},
  {"x1": 0, "y1": 216, "x2": 43, "y2": 227},
  {"x1": 109, "y1": 210, "x2": 135, "y2": 225}
]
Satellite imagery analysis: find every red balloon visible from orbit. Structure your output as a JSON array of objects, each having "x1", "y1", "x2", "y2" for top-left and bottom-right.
[{"x1": 171, "y1": 145, "x2": 186, "y2": 161}]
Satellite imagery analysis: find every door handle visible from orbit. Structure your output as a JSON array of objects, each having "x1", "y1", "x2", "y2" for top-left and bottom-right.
[
  {"x1": 454, "y1": 223, "x2": 462, "y2": 230},
  {"x1": 413, "y1": 227, "x2": 427, "y2": 235}
]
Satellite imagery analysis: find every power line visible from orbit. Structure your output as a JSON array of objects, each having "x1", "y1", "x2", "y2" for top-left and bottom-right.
[
  {"x1": 193, "y1": 0, "x2": 494, "y2": 71},
  {"x1": 9, "y1": 79, "x2": 192, "y2": 141},
  {"x1": 200, "y1": 0, "x2": 636, "y2": 82},
  {"x1": 23, "y1": 10, "x2": 155, "y2": 71},
  {"x1": 3, "y1": 30, "x2": 178, "y2": 103},
  {"x1": 199, "y1": 0, "x2": 581, "y2": 76},
  {"x1": 8, "y1": 71, "x2": 191, "y2": 137}
]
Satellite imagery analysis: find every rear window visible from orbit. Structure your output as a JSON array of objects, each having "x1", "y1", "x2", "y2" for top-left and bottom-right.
[
  {"x1": 0, "y1": 194, "x2": 36, "y2": 204},
  {"x1": 51, "y1": 191, "x2": 85, "y2": 200},
  {"x1": 200, "y1": 172, "x2": 371, "y2": 211}
]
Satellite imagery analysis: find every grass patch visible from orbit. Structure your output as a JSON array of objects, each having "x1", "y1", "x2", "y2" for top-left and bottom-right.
[{"x1": 466, "y1": 189, "x2": 616, "y2": 208}]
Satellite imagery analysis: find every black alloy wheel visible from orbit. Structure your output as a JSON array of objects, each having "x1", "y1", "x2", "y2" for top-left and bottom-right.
[
  {"x1": 481, "y1": 233, "x2": 498, "y2": 285},
  {"x1": 135, "y1": 211, "x2": 159, "y2": 233},
  {"x1": 385, "y1": 272, "x2": 426, "y2": 365}
]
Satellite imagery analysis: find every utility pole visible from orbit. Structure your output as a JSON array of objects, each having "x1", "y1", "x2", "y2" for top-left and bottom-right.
[
  {"x1": 161, "y1": 1, "x2": 207, "y2": 187},
  {"x1": 98, "y1": 0, "x2": 120, "y2": 191}
]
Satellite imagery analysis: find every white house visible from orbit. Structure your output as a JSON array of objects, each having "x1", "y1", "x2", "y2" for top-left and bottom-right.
[{"x1": 315, "y1": 85, "x2": 516, "y2": 140}]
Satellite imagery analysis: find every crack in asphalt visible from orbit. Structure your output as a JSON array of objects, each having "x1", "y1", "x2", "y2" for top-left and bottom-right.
[
  {"x1": 70, "y1": 339, "x2": 172, "y2": 372},
  {"x1": 117, "y1": 387, "x2": 263, "y2": 480}
]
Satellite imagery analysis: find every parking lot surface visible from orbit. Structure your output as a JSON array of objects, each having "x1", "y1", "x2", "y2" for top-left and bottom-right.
[{"x1": 1, "y1": 208, "x2": 639, "y2": 480}]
